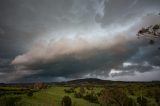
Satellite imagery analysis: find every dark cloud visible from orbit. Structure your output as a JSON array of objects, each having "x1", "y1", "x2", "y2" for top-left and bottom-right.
[
  {"x1": 0, "y1": 0, "x2": 160, "y2": 82},
  {"x1": 10, "y1": 38, "x2": 143, "y2": 82}
]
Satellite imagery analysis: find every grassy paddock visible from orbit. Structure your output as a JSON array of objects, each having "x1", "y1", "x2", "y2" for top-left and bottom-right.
[
  {"x1": 0, "y1": 83, "x2": 160, "y2": 106},
  {"x1": 21, "y1": 86, "x2": 101, "y2": 106}
]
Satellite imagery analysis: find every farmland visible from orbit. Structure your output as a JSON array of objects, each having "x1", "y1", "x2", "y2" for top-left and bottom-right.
[{"x1": 0, "y1": 79, "x2": 160, "y2": 106}]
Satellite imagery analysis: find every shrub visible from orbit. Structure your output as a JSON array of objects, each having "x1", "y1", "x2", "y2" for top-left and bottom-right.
[
  {"x1": 137, "y1": 96, "x2": 148, "y2": 106},
  {"x1": 0, "y1": 96, "x2": 22, "y2": 106},
  {"x1": 74, "y1": 92, "x2": 82, "y2": 98},
  {"x1": 83, "y1": 94, "x2": 99, "y2": 104},
  {"x1": 153, "y1": 88, "x2": 160, "y2": 105},
  {"x1": 64, "y1": 88, "x2": 74, "y2": 93},
  {"x1": 61, "y1": 96, "x2": 72, "y2": 106},
  {"x1": 80, "y1": 87, "x2": 85, "y2": 94},
  {"x1": 99, "y1": 88, "x2": 130, "y2": 106},
  {"x1": 86, "y1": 86, "x2": 91, "y2": 90},
  {"x1": 128, "y1": 89, "x2": 134, "y2": 95},
  {"x1": 27, "y1": 91, "x2": 33, "y2": 97},
  {"x1": 126, "y1": 98, "x2": 137, "y2": 106}
]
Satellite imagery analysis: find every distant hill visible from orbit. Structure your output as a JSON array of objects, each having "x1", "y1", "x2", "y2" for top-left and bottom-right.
[
  {"x1": 59, "y1": 78, "x2": 160, "y2": 85},
  {"x1": 60, "y1": 78, "x2": 125, "y2": 85},
  {"x1": 0, "y1": 78, "x2": 160, "y2": 86},
  {"x1": 66, "y1": 78, "x2": 109, "y2": 84}
]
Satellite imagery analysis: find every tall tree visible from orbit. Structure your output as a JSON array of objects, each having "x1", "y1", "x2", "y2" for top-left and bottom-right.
[{"x1": 137, "y1": 24, "x2": 160, "y2": 45}]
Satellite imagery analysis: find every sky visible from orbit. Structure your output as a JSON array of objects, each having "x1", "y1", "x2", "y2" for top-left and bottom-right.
[{"x1": 0, "y1": 0, "x2": 160, "y2": 83}]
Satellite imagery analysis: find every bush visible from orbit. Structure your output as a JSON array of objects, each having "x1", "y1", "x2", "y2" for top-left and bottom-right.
[
  {"x1": 80, "y1": 87, "x2": 85, "y2": 94},
  {"x1": 99, "y1": 88, "x2": 130, "y2": 106},
  {"x1": 137, "y1": 96, "x2": 148, "y2": 106},
  {"x1": 0, "y1": 96, "x2": 22, "y2": 106},
  {"x1": 27, "y1": 91, "x2": 33, "y2": 97},
  {"x1": 61, "y1": 96, "x2": 72, "y2": 106},
  {"x1": 126, "y1": 98, "x2": 137, "y2": 106},
  {"x1": 128, "y1": 89, "x2": 134, "y2": 95},
  {"x1": 153, "y1": 88, "x2": 160, "y2": 105},
  {"x1": 74, "y1": 92, "x2": 82, "y2": 98},
  {"x1": 83, "y1": 94, "x2": 99, "y2": 104},
  {"x1": 64, "y1": 88, "x2": 74, "y2": 93}
]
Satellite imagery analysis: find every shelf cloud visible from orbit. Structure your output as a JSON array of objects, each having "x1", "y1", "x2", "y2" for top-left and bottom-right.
[{"x1": 0, "y1": 0, "x2": 160, "y2": 82}]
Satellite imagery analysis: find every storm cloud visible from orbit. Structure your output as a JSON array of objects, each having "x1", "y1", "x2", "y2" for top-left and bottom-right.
[{"x1": 0, "y1": 0, "x2": 160, "y2": 82}]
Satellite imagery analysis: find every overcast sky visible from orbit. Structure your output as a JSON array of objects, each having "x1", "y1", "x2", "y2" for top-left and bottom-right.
[{"x1": 0, "y1": 0, "x2": 160, "y2": 83}]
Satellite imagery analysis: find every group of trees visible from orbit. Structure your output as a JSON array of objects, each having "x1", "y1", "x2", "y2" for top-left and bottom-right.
[
  {"x1": 33, "y1": 82, "x2": 48, "y2": 90},
  {"x1": 63, "y1": 86, "x2": 99, "y2": 104},
  {"x1": 137, "y1": 24, "x2": 160, "y2": 47},
  {"x1": 138, "y1": 24, "x2": 160, "y2": 38},
  {"x1": 99, "y1": 88, "x2": 135, "y2": 106},
  {"x1": 99, "y1": 85, "x2": 160, "y2": 106},
  {"x1": 62, "y1": 87, "x2": 136, "y2": 106},
  {"x1": 83, "y1": 93, "x2": 99, "y2": 104},
  {"x1": 64, "y1": 87, "x2": 75, "y2": 93},
  {"x1": 62, "y1": 84, "x2": 160, "y2": 106}
]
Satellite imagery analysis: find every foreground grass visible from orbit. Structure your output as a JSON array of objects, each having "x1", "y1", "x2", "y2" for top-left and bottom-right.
[{"x1": 0, "y1": 84, "x2": 159, "y2": 106}]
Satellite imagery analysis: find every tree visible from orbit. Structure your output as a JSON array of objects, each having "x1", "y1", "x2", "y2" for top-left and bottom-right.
[
  {"x1": 61, "y1": 96, "x2": 72, "y2": 106},
  {"x1": 110, "y1": 88, "x2": 129, "y2": 106},
  {"x1": 99, "y1": 89, "x2": 112, "y2": 106},
  {"x1": 137, "y1": 24, "x2": 160, "y2": 45},
  {"x1": 99, "y1": 88, "x2": 131, "y2": 106}
]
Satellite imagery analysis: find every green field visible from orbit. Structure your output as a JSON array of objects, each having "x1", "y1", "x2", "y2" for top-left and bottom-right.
[
  {"x1": 0, "y1": 86, "x2": 102, "y2": 106},
  {"x1": 0, "y1": 83, "x2": 160, "y2": 106},
  {"x1": 18, "y1": 87, "x2": 100, "y2": 106}
]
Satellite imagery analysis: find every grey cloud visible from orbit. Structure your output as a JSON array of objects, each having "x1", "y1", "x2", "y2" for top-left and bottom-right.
[
  {"x1": 10, "y1": 37, "x2": 141, "y2": 82},
  {"x1": 10, "y1": 13, "x2": 160, "y2": 82},
  {"x1": 0, "y1": 0, "x2": 160, "y2": 82},
  {"x1": 109, "y1": 42, "x2": 160, "y2": 78},
  {"x1": 111, "y1": 61, "x2": 159, "y2": 77},
  {"x1": 0, "y1": 0, "x2": 102, "y2": 57},
  {"x1": 110, "y1": 71, "x2": 135, "y2": 77},
  {"x1": 97, "y1": 0, "x2": 160, "y2": 27},
  {"x1": 0, "y1": 57, "x2": 16, "y2": 82}
]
